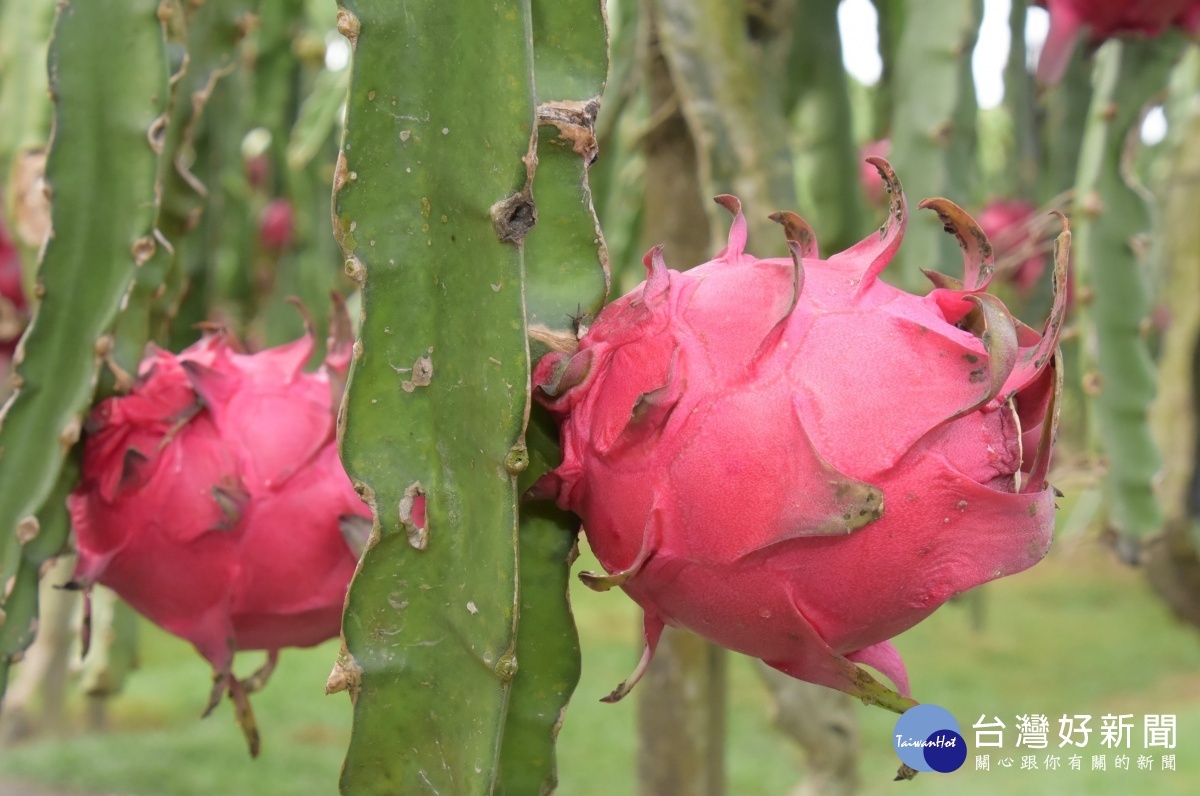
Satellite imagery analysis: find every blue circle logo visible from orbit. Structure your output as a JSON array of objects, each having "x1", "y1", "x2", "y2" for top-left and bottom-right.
[{"x1": 893, "y1": 704, "x2": 967, "y2": 773}]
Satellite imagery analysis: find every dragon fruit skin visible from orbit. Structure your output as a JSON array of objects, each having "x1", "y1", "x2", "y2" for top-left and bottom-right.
[
  {"x1": 534, "y1": 159, "x2": 1066, "y2": 708},
  {"x1": 67, "y1": 313, "x2": 369, "y2": 749},
  {"x1": 1036, "y1": 0, "x2": 1200, "y2": 85}
]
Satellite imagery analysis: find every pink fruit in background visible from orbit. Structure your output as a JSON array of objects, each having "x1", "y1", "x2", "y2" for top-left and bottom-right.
[
  {"x1": 259, "y1": 198, "x2": 295, "y2": 252},
  {"x1": 1035, "y1": 0, "x2": 1200, "y2": 85},
  {"x1": 978, "y1": 199, "x2": 1046, "y2": 292},
  {"x1": 533, "y1": 159, "x2": 1067, "y2": 710},
  {"x1": 0, "y1": 213, "x2": 27, "y2": 361},
  {"x1": 859, "y1": 138, "x2": 890, "y2": 208},
  {"x1": 67, "y1": 305, "x2": 368, "y2": 754}
]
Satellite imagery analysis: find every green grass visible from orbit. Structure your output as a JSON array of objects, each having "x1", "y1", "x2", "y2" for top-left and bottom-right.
[{"x1": 3, "y1": 535, "x2": 1199, "y2": 795}]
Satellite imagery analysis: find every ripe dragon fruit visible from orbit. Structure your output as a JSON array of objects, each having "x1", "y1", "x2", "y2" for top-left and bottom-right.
[
  {"x1": 533, "y1": 159, "x2": 1066, "y2": 710},
  {"x1": 1035, "y1": 0, "x2": 1200, "y2": 85},
  {"x1": 0, "y1": 213, "x2": 27, "y2": 367},
  {"x1": 67, "y1": 303, "x2": 369, "y2": 755},
  {"x1": 259, "y1": 198, "x2": 296, "y2": 253}
]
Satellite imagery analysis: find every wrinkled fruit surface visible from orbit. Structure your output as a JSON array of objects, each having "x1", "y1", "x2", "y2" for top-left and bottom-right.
[
  {"x1": 534, "y1": 159, "x2": 1067, "y2": 711},
  {"x1": 68, "y1": 310, "x2": 367, "y2": 751},
  {"x1": 1036, "y1": 0, "x2": 1200, "y2": 84}
]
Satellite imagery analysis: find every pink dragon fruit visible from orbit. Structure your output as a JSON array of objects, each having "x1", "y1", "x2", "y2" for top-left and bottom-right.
[
  {"x1": 977, "y1": 199, "x2": 1047, "y2": 292},
  {"x1": 67, "y1": 304, "x2": 369, "y2": 754},
  {"x1": 258, "y1": 198, "x2": 295, "y2": 253},
  {"x1": 533, "y1": 159, "x2": 1066, "y2": 710},
  {"x1": 0, "y1": 213, "x2": 27, "y2": 363},
  {"x1": 1035, "y1": 0, "x2": 1200, "y2": 85}
]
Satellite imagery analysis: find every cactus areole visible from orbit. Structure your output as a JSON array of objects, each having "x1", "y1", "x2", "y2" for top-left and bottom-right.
[
  {"x1": 533, "y1": 160, "x2": 1067, "y2": 709},
  {"x1": 66, "y1": 306, "x2": 367, "y2": 754}
]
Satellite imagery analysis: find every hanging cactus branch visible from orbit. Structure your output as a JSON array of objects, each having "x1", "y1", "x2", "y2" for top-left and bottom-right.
[
  {"x1": 1073, "y1": 37, "x2": 1186, "y2": 546},
  {"x1": 0, "y1": 0, "x2": 169, "y2": 700},
  {"x1": 495, "y1": 1, "x2": 609, "y2": 792},
  {"x1": 332, "y1": 1, "x2": 538, "y2": 792}
]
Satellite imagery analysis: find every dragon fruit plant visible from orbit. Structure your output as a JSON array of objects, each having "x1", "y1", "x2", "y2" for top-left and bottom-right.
[
  {"x1": 533, "y1": 159, "x2": 1068, "y2": 709},
  {"x1": 1035, "y1": 0, "x2": 1200, "y2": 85},
  {"x1": 65, "y1": 305, "x2": 369, "y2": 755}
]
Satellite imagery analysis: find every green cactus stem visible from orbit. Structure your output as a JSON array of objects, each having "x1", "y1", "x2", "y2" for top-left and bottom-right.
[
  {"x1": 0, "y1": 0, "x2": 56, "y2": 293},
  {"x1": 0, "y1": 461, "x2": 76, "y2": 706},
  {"x1": 888, "y1": 0, "x2": 981, "y2": 288},
  {"x1": 1037, "y1": 48, "x2": 1092, "y2": 204},
  {"x1": 111, "y1": 0, "x2": 257, "y2": 374},
  {"x1": 1145, "y1": 49, "x2": 1200, "y2": 618},
  {"x1": 1073, "y1": 38, "x2": 1187, "y2": 545},
  {"x1": 497, "y1": 415, "x2": 583, "y2": 796},
  {"x1": 331, "y1": 2, "x2": 537, "y2": 792},
  {"x1": 0, "y1": 0, "x2": 169, "y2": 700},
  {"x1": 251, "y1": 0, "x2": 339, "y2": 349},
  {"x1": 77, "y1": 584, "x2": 139, "y2": 705},
  {"x1": 869, "y1": 0, "x2": 902, "y2": 140},
  {"x1": 788, "y1": 0, "x2": 866, "y2": 255},
  {"x1": 649, "y1": 0, "x2": 795, "y2": 256},
  {"x1": 0, "y1": 0, "x2": 55, "y2": 191},
  {"x1": 494, "y1": 4, "x2": 609, "y2": 792},
  {"x1": 1001, "y1": 0, "x2": 1038, "y2": 199}
]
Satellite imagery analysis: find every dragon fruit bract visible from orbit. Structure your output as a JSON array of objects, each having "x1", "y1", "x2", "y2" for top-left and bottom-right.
[
  {"x1": 67, "y1": 307, "x2": 368, "y2": 753},
  {"x1": 534, "y1": 160, "x2": 1066, "y2": 709}
]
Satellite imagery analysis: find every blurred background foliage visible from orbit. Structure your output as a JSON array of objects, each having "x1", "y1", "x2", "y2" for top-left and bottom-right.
[{"x1": 1, "y1": 0, "x2": 1200, "y2": 793}]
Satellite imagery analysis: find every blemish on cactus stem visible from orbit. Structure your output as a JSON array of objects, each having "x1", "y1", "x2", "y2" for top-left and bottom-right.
[
  {"x1": 326, "y1": 648, "x2": 364, "y2": 703},
  {"x1": 15, "y1": 517, "x2": 39, "y2": 545},
  {"x1": 491, "y1": 189, "x2": 537, "y2": 244},
  {"x1": 536, "y1": 98, "x2": 601, "y2": 163},
  {"x1": 528, "y1": 324, "x2": 580, "y2": 355},
  {"x1": 401, "y1": 355, "x2": 432, "y2": 393},
  {"x1": 131, "y1": 235, "x2": 156, "y2": 266},
  {"x1": 336, "y1": 8, "x2": 360, "y2": 47},
  {"x1": 504, "y1": 443, "x2": 529, "y2": 475},
  {"x1": 59, "y1": 417, "x2": 82, "y2": 448},
  {"x1": 494, "y1": 649, "x2": 519, "y2": 681},
  {"x1": 147, "y1": 114, "x2": 169, "y2": 154},
  {"x1": 332, "y1": 151, "x2": 349, "y2": 194},
  {"x1": 344, "y1": 256, "x2": 365, "y2": 285},
  {"x1": 400, "y1": 482, "x2": 427, "y2": 550}
]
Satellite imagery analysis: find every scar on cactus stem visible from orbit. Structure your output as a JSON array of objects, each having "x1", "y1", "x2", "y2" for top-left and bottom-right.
[
  {"x1": 532, "y1": 158, "x2": 1067, "y2": 717},
  {"x1": 66, "y1": 296, "x2": 372, "y2": 757}
]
